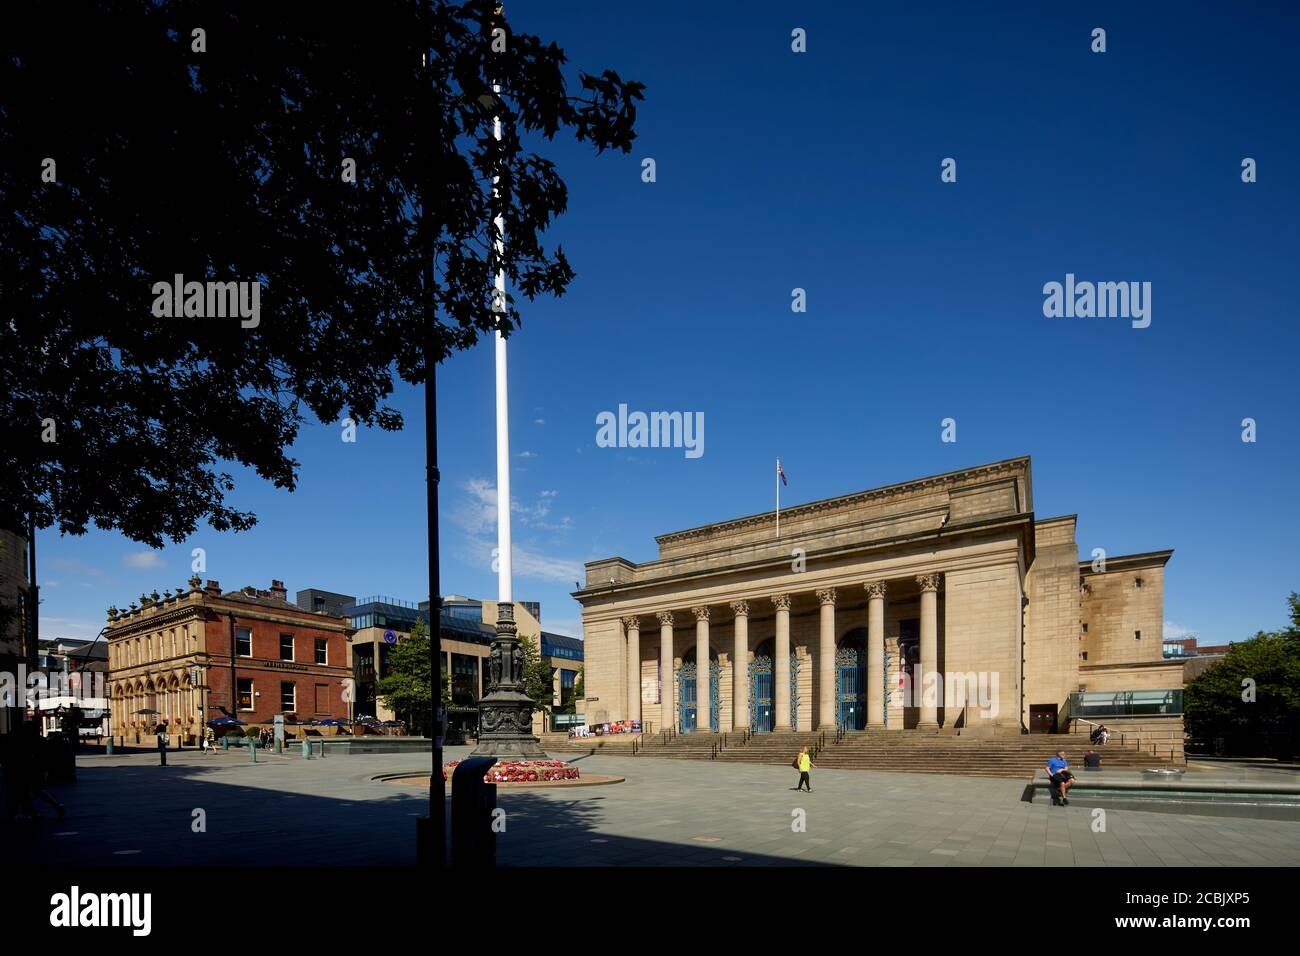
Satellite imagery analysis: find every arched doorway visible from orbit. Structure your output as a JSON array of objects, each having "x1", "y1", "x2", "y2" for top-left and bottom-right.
[
  {"x1": 837, "y1": 628, "x2": 867, "y2": 730},
  {"x1": 676, "y1": 647, "x2": 720, "y2": 733},
  {"x1": 748, "y1": 639, "x2": 775, "y2": 733}
]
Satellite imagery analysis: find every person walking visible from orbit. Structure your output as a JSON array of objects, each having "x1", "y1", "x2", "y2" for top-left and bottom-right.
[
  {"x1": 156, "y1": 724, "x2": 169, "y2": 767},
  {"x1": 794, "y1": 746, "x2": 815, "y2": 792}
]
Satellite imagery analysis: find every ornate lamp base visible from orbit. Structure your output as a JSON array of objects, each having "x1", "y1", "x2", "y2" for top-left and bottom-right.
[{"x1": 471, "y1": 602, "x2": 548, "y2": 759}]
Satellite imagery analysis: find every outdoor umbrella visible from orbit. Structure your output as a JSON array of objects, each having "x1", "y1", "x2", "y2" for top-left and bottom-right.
[
  {"x1": 207, "y1": 716, "x2": 246, "y2": 727},
  {"x1": 315, "y1": 718, "x2": 349, "y2": 726},
  {"x1": 133, "y1": 709, "x2": 159, "y2": 715}
]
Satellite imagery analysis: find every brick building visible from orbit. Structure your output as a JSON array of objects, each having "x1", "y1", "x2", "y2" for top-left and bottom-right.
[{"x1": 106, "y1": 577, "x2": 352, "y2": 742}]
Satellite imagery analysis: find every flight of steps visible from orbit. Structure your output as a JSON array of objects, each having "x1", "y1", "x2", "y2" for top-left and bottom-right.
[
  {"x1": 812, "y1": 730, "x2": 1179, "y2": 778},
  {"x1": 635, "y1": 732, "x2": 724, "y2": 760},
  {"x1": 538, "y1": 729, "x2": 1180, "y2": 779},
  {"x1": 713, "y1": 731, "x2": 826, "y2": 766},
  {"x1": 535, "y1": 732, "x2": 639, "y2": 755}
]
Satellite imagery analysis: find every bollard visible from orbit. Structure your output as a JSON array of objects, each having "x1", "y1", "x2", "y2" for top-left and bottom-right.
[
  {"x1": 301, "y1": 739, "x2": 311, "y2": 759},
  {"x1": 451, "y1": 757, "x2": 498, "y2": 867},
  {"x1": 249, "y1": 739, "x2": 256, "y2": 763},
  {"x1": 106, "y1": 737, "x2": 114, "y2": 756},
  {"x1": 222, "y1": 736, "x2": 229, "y2": 751},
  {"x1": 317, "y1": 740, "x2": 324, "y2": 759}
]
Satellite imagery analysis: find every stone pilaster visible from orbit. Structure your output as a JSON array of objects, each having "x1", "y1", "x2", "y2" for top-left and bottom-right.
[
  {"x1": 865, "y1": 580, "x2": 887, "y2": 727},
  {"x1": 730, "y1": 600, "x2": 749, "y2": 731},
  {"x1": 916, "y1": 573, "x2": 942, "y2": 731},
  {"x1": 657, "y1": 611, "x2": 675, "y2": 733},
  {"x1": 772, "y1": 594, "x2": 792, "y2": 732},
  {"x1": 816, "y1": 588, "x2": 837, "y2": 731},
  {"x1": 692, "y1": 606, "x2": 711, "y2": 733},
  {"x1": 622, "y1": 616, "x2": 642, "y2": 725}
]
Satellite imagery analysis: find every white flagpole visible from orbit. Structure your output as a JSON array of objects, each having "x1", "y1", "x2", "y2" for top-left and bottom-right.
[
  {"x1": 776, "y1": 457, "x2": 781, "y2": 540},
  {"x1": 493, "y1": 85, "x2": 512, "y2": 603}
]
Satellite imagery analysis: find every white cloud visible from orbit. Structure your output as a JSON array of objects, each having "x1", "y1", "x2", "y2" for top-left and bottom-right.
[
  {"x1": 534, "y1": 418, "x2": 546, "y2": 426},
  {"x1": 517, "y1": 450, "x2": 538, "y2": 459},
  {"x1": 1163, "y1": 621, "x2": 1196, "y2": 641},
  {"x1": 123, "y1": 551, "x2": 166, "y2": 570},
  {"x1": 460, "y1": 536, "x2": 584, "y2": 586},
  {"x1": 452, "y1": 478, "x2": 571, "y2": 532}
]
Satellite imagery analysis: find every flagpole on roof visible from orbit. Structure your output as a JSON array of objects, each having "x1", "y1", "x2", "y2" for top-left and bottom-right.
[{"x1": 776, "y1": 456, "x2": 781, "y2": 540}]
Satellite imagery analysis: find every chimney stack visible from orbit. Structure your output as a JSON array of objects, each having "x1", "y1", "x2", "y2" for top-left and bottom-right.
[
  {"x1": 204, "y1": 580, "x2": 222, "y2": 596},
  {"x1": 270, "y1": 579, "x2": 287, "y2": 601}
]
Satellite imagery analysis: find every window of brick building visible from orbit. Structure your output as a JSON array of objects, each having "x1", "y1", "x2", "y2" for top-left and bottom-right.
[
  {"x1": 280, "y1": 634, "x2": 295, "y2": 661},
  {"x1": 315, "y1": 638, "x2": 328, "y2": 665},
  {"x1": 237, "y1": 678, "x2": 253, "y2": 710},
  {"x1": 236, "y1": 627, "x2": 252, "y2": 657},
  {"x1": 281, "y1": 682, "x2": 296, "y2": 711},
  {"x1": 314, "y1": 683, "x2": 329, "y2": 714}
]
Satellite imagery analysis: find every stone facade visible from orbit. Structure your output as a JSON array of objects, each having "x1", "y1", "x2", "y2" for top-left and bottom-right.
[{"x1": 574, "y1": 457, "x2": 1176, "y2": 735}]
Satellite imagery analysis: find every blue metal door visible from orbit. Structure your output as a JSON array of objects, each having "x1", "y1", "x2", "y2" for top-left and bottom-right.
[
  {"x1": 677, "y1": 662, "x2": 697, "y2": 733},
  {"x1": 837, "y1": 656, "x2": 866, "y2": 730},
  {"x1": 709, "y1": 660, "x2": 721, "y2": 732},
  {"x1": 749, "y1": 656, "x2": 774, "y2": 732}
]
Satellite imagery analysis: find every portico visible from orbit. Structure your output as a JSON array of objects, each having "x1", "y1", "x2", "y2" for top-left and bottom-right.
[{"x1": 573, "y1": 457, "x2": 1178, "y2": 739}]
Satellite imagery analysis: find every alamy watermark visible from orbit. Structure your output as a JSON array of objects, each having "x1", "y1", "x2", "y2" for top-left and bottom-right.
[
  {"x1": 0, "y1": 666, "x2": 105, "y2": 709},
  {"x1": 151, "y1": 273, "x2": 261, "y2": 328},
  {"x1": 596, "y1": 404, "x2": 704, "y2": 459},
  {"x1": 1042, "y1": 273, "x2": 1150, "y2": 329}
]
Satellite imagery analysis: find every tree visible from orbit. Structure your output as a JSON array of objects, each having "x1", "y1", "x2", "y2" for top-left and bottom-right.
[
  {"x1": 1, "y1": 0, "x2": 642, "y2": 545},
  {"x1": 518, "y1": 633, "x2": 555, "y2": 717},
  {"x1": 377, "y1": 617, "x2": 433, "y2": 733},
  {"x1": 1183, "y1": 593, "x2": 1300, "y2": 756}
]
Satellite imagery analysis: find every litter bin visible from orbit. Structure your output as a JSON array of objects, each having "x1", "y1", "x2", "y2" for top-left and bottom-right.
[
  {"x1": 451, "y1": 756, "x2": 498, "y2": 867},
  {"x1": 46, "y1": 734, "x2": 77, "y2": 784}
]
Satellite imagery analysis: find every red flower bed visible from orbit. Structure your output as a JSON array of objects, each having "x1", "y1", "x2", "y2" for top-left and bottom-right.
[{"x1": 442, "y1": 759, "x2": 579, "y2": 783}]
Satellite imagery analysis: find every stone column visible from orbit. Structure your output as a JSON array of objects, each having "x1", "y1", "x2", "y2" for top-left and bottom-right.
[
  {"x1": 730, "y1": 601, "x2": 749, "y2": 731},
  {"x1": 772, "y1": 594, "x2": 792, "y2": 731},
  {"x1": 692, "y1": 606, "x2": 711, "y2": 733},
  {"x1": 917, "y1": 573, "x2": 942, "y2": 731},
  {"x1": 622, "y1": 616, "x2": 642, "y2": 725},
  {"x1": 657, "y1": 611, "x2": 675, "y2": 733},
  {"x1": 816, "y1": 588, "x2": 837, "y2": 731},
  {"x1": 865, "y1": 581, "x2": 887, "y2": 727}
]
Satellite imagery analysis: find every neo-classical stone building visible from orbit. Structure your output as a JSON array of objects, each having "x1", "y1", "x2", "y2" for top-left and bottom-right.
[{"x1": 574, "y1": 457, "x2": 1181, "y2": 736}]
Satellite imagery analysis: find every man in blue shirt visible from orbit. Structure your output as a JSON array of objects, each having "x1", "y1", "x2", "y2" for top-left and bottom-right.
[{"x1": 1046, "y1": 751, "x2": 1073, "y2": 806}]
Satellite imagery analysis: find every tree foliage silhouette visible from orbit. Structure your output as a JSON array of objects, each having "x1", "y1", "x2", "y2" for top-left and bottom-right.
[{"x1": 0, "y1": 0, "x2": 642, "y2": 545}]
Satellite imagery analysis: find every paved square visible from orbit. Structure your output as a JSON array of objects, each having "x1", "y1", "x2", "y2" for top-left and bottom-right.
[
  {"x1": 6, "y1": 750, "x2": 431, "y2": 867},
  {"x1": 9, "y1": 748, "x2": 1299, "y2": 867},
  {"x1": 450, "y1": 748, "x2": 1300, "y2": 867}
]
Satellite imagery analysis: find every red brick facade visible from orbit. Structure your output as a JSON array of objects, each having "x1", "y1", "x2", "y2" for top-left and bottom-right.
[{"x1": 107, "y1": 578, "x2": 353, "y2": 739}]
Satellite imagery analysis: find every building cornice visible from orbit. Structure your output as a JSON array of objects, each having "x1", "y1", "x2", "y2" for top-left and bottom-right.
[
  {"x1": 652, "y1": 456, "x2": 1030, "y2": 547},
  {"x1": 574, "y1": 513, "x2": 1035, "y2": 613},
  {"x1": 1078, "y1": 550, "x2": 1174, "y2": 575}
]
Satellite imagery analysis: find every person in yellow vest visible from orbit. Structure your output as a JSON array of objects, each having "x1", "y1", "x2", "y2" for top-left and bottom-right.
[{"x1": 795, "y1": 746, "x2": 815, "y2": 792}]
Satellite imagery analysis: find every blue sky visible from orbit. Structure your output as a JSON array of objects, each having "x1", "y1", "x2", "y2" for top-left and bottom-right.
[{"x1": 40, "y1": 1, "x2": 1299, "y2": 645}]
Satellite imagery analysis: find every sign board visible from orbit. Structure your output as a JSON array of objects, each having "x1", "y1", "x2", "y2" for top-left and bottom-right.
[{"x1": 384, "y1": 630, "x2": 397, "y2": 645}]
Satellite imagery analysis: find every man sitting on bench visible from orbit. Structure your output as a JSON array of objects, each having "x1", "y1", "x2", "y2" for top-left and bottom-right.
[{"x1": 1046, "y1": 751, "x2": 1074, "y2": 806}]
